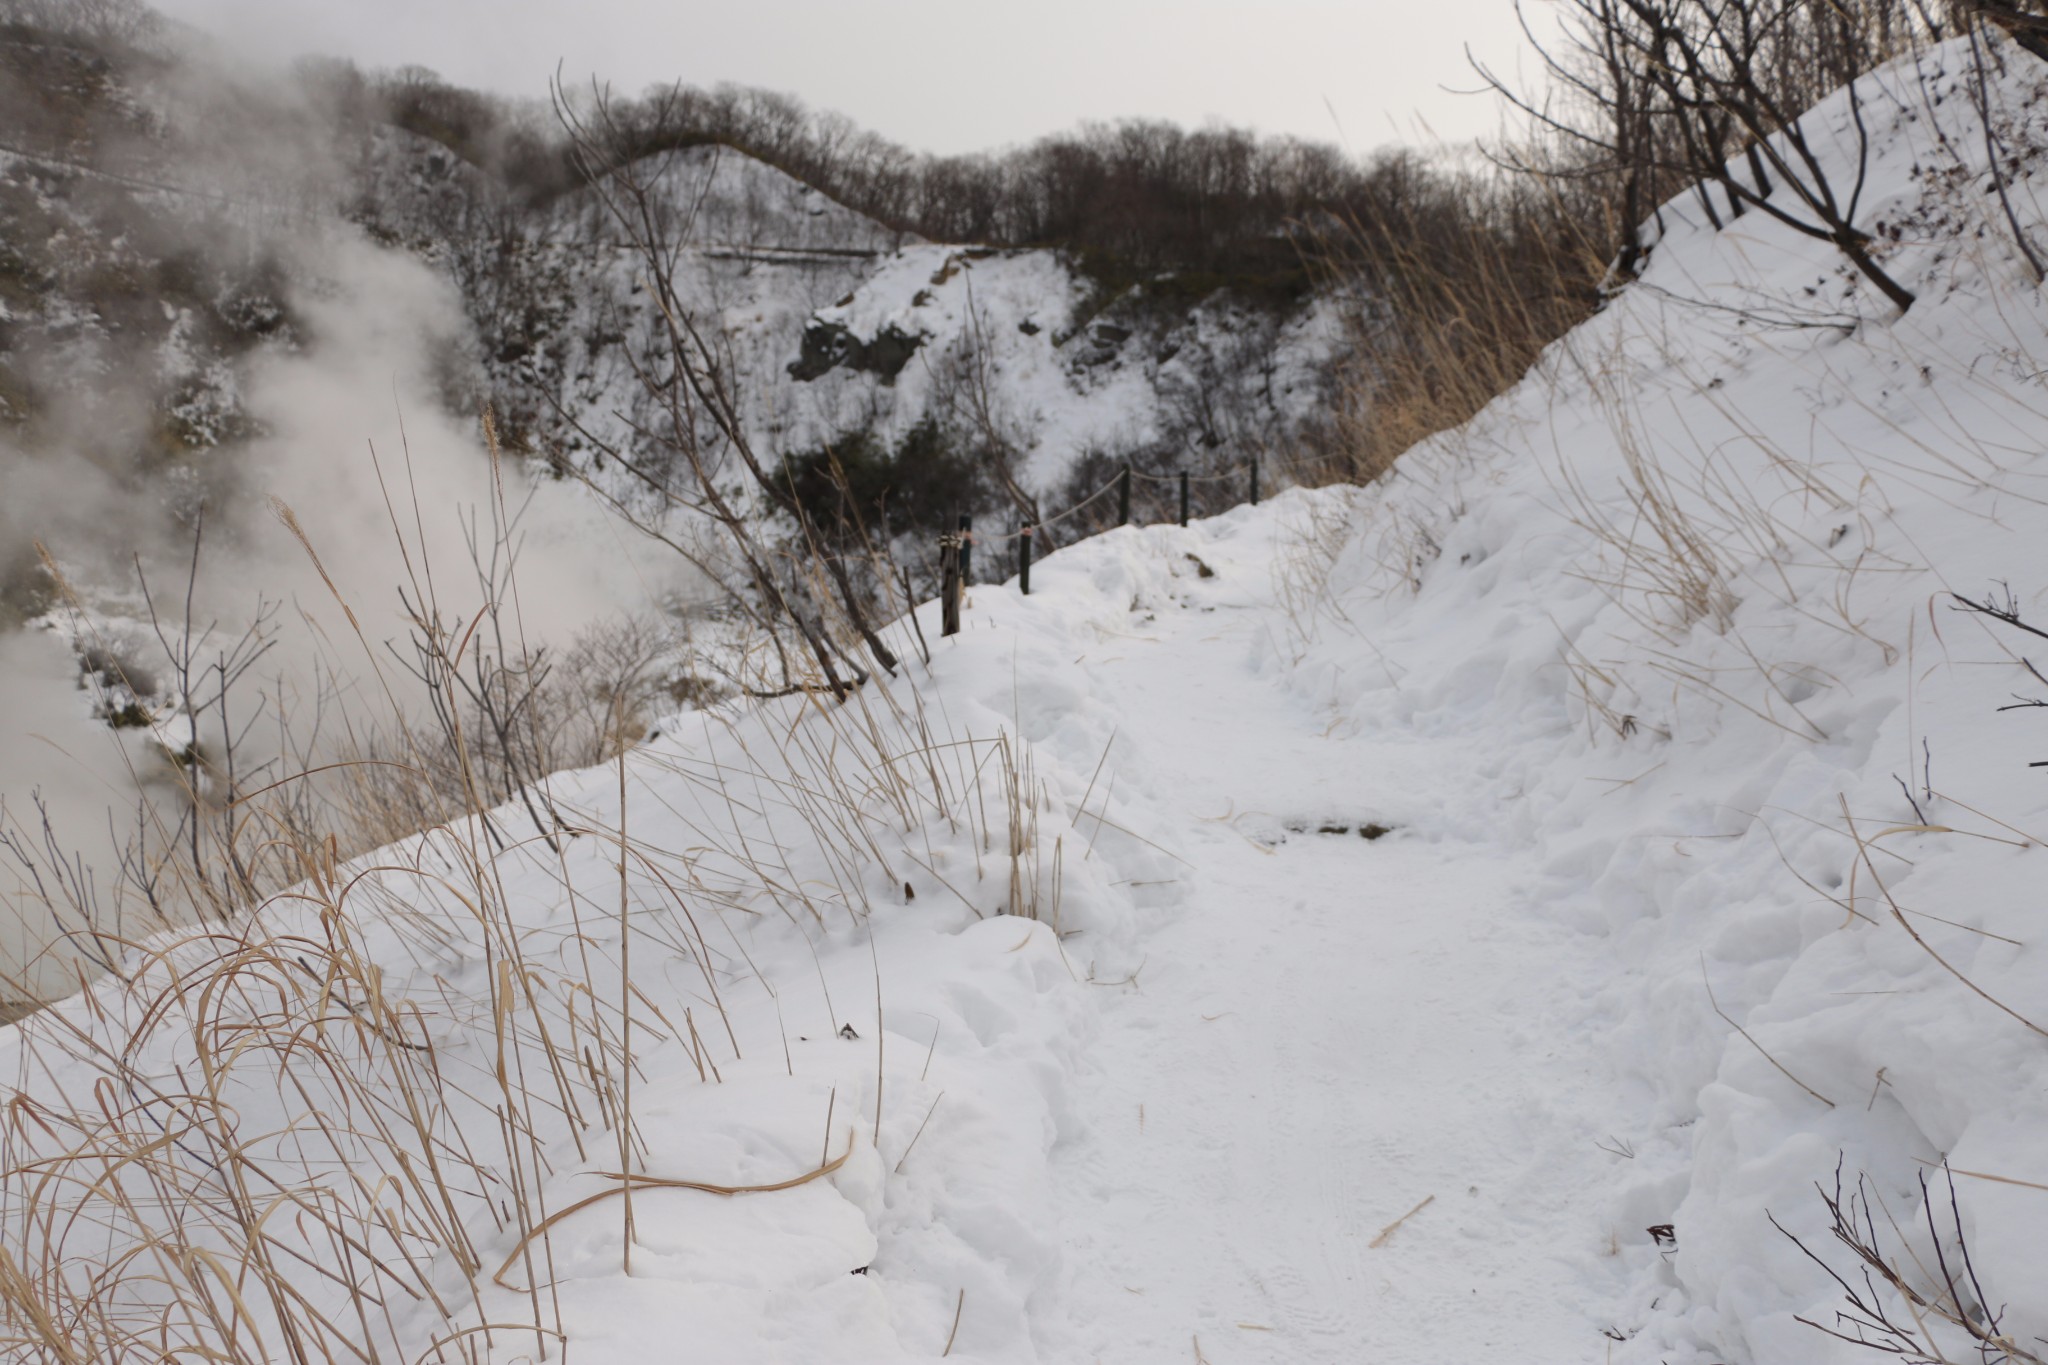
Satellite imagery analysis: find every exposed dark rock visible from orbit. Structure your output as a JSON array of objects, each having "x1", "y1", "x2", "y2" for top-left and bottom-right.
[{"x1": 789, "y1": 319, "x2": 924, "y2": 383}]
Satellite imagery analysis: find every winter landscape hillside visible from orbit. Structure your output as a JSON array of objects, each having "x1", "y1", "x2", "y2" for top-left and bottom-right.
[
  {"x1": 8, "y1": 1, "x2": 2048, "y2": 1362},
  {"x1": 0, "y1": 14, "x2": 1359, "y2": 1002}
]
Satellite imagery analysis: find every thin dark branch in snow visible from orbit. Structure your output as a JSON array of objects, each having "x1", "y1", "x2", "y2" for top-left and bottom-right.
[
  {"x1": 1778, "y1": 1158, "x2": 2046, "y2": 1364},
  {"x1": 1894, "y1": 774, "x2": 1929, "y2": 825}
]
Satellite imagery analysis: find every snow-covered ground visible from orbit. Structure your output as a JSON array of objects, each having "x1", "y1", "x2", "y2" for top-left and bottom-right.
[
  {"x1": 14, "y1": 29, "x2": 2048, "y2": 1365},
  {"x1": 1021, "y1": 535, "x2": 1633, "y2": 1362},
  {"x1": 444, "y1": 508, "x2": 1656, "y2": 1364}
]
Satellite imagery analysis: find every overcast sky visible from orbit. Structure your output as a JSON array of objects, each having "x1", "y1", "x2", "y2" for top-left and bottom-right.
[{"x1": 152, "y1": 0, "x2": 1544, "y2": 157}]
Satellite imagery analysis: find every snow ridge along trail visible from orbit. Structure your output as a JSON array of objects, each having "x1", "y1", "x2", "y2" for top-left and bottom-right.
[{"x1": 973, "y1": 511, "x2": 1636, "y2": 1363}]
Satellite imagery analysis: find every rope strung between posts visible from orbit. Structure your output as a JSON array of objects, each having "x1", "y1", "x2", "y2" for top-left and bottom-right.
[
  {"x1": 968, "y1": 472, "x2": 1125, "y2": 545},
  {"x1": 962, "y1": 458, "x2": 1255, "y2": 546},
  {"x1": 1125, "y1": 464, "x2": 1250, "y2": 485},
  {"x1": 940, "y1": 455, "x2": 1260, "y2": 609}
]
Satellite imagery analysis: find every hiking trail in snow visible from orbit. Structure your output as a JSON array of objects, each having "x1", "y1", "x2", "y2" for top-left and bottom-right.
[{"x1": 1012, "y1": 524, "x2": 1637, "y2": 1362}]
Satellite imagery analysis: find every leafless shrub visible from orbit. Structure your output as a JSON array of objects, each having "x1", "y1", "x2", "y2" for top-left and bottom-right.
[{"x1": 1775, "y1": 1158, "x2": 2045, "y2": 1363}]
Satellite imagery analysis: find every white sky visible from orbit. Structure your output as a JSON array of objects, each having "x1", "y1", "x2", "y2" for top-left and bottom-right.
[{"x1": 151, "y1": 0, "x2": 1546, "y2": 157}]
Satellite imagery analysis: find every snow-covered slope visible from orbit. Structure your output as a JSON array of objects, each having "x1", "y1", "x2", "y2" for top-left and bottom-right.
[
  {"x1": 495, "y1": 30, "x2": 2048, "y2": 1361},
  {"x1": 1272, "y1": 34, "x2": 2048, "y2": 1362},
  {"x1": 12, "y1": 24, "x2": 2048, "y2": 1365}
]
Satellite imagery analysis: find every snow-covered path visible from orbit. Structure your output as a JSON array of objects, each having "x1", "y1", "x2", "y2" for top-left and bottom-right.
[{"x1": 1041, "y1": 561, "x2": 1630, "y2": 1362}]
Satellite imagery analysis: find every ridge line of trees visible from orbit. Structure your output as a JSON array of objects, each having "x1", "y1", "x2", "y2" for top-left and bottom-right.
[{"x1": 352, "y1": 63, "x2": 1525, "y2": 281}]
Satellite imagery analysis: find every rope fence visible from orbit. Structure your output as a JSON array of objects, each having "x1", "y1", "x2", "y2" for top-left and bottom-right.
[
  {"x1": 937, "y1": 455, "x2": 1262, "y2": 635},
  {"x1": 1127, "y1": 467, "x2": 1246, "y2": 485}
]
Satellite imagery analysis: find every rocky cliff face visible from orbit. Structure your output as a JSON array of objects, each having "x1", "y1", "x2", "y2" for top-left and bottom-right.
[{"x1": 366, "y1": 130, "x2": 1345, "y2": 536}]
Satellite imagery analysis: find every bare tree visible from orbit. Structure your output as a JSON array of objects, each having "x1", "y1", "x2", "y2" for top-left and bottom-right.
[
  {"x1": 1480, "y1": 0, "x2": 1928, "y2": 312},
  {"x1": 547, "y1": 80, "x2": 912, "y2": 699},
  {"x1": 1966, "y1": 0, "x2": 2048, "y2": 63},
  {"x1": 2, "y1": 0, "x2": 161, "y2": 46}
]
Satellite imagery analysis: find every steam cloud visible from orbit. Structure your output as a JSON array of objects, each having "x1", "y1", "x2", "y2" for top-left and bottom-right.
[{"x1": 0, "y1": 99, "x2": 694, "y2": 998}]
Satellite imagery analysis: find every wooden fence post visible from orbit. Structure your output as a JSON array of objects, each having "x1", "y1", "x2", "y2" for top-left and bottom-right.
[
  {"x1": 1179, "y1": 471, "x2": 1190, "y2": 527},
  {"x1": 1118, "y1": 464, "x2": 1131, "y2": 526},
  {"x1": 958, "y1": 513, "x2": 973, "y2": 586},
  {"x1": 1250, "y1": 455, "x2": 1260, "y2": 507},
  {"x1": 940, "y1": 534, "x2": 961, "y2": 637},
  {"x1": 1019, "y1": 524, "x2": 1033, "y2": 595}
]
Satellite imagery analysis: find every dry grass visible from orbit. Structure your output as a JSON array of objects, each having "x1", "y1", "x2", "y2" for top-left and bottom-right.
[
  {"x1": 0, "y1": 679, "x2": 1068, "y2": 1360},
  {"x1": 0, "y1": 426, "x2": 1072, "y2": 1362},
  {"x1": 1295, "y1": 164, "x2": 1611, "y2": 492},
  {"x1": 1271, "y1": 487, "x2": 1365, "y2": 661}
]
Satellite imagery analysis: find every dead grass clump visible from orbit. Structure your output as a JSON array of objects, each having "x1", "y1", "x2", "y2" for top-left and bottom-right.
[
  {"x1": 1299, "y1": 155, "x2": 1612, "y2": 491},
  {"x1": 1272, "y1": 487, "x2": 1364, "y2": 658}
]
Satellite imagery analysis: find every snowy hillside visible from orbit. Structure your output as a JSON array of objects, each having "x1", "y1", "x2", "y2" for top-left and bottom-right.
[
  {"x1": 0, "y1": 29, "x2": 1344, "y2": 997},
  {"x1": 0, "y1": 34, "x2": 1342, "y2": 584},
  {"x1": 470, "y1": 142, "x2": 1342, "y2": 510},
  {"x1": 11, "y1": 20, "x2": 2048, "y2": 1365},
  {"x1": 1267, "y1": 33, "x2": 2048, "y2": 1362}
]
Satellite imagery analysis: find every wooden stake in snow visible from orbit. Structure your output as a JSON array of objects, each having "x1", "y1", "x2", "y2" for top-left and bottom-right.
[
  {"x1": 940, "y1": 534, "x2": 962, "y2": 637},
  {"x1": 618, "y1": 748, "x2": 636, "y2": 1274}
]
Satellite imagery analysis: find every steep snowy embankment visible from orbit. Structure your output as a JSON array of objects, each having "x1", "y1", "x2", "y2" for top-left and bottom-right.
[{"x1": 1267, "y1": 33, "x2": 2048, "y2": 1364}]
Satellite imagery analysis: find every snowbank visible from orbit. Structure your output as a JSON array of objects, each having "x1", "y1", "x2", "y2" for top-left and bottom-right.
[{"x1": 1281, "y1": 32, "x2": 2048, "y2": 1363}]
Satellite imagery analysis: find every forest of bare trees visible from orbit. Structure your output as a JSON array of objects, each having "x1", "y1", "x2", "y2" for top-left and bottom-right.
[{"x1": 366, "y1": 63, "x2": 1534, "y2": 282}]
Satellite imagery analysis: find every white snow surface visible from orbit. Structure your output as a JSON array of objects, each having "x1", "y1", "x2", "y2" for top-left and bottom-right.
[{"x1": 16, "y1": 33, "x2": 2048, "y2": 1365}]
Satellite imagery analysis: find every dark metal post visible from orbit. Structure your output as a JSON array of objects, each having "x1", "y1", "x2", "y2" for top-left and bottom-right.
[
  {"x1": 1118, "y1": 464, "x2": 1131, "y2": 526},
  {"x1": 1250, "y1": 455, "x2": 1260, "y2": 507},
  {"x1": 940, "y1": 534, "x2": 961, "y2": 637},
  {"x1": 958, "y1": 513, "x2": 973, "y2": 586},
  {"x1": 1019, "y1": 524, "x2": 1033, "y2": 596},
  {"x1": 1179, "y1": 471, "x2": 1190, "y2": 527}
]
